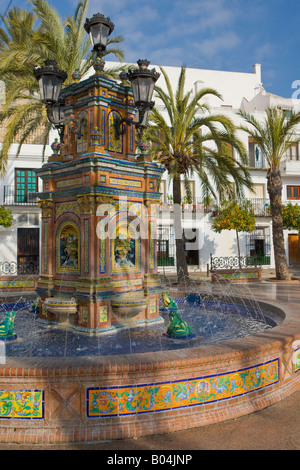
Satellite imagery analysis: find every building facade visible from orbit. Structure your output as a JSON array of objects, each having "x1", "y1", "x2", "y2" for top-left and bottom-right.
[
  {"x1": 148, "y1": 63, "x2": 300, "y2": 272},
  {"x1": 0, "y1": 136, "x2": 53, "y2": 276}
]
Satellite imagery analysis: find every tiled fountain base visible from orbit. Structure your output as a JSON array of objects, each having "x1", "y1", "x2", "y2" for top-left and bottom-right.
[{"x1": 0, "y1": 298, "x2": 299, "y2": 444}]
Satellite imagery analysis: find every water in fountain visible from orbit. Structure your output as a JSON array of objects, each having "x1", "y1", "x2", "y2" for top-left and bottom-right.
[
  {"x1": 0, "y1": 267, "x2": 283, "y2": 358},
  {"x1": 159, "y1": 267, "x2": 281, "y2": 343}
]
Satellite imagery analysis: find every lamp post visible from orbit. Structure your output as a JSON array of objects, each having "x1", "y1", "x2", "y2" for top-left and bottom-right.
[
  {"x1": 114, "y1": 59, "x2": 160, "y2": 143},
  {"x1": 84, "y1": 13, "x2": 114, "y2": 57},
  {"x1": 34, "y1": 60, "x2": 83, "y2": 143},
  {"x1": 35, "y1": 12, "x2": 164, "y2": 341},
  {"x1": 34, "y1": 59, "x2": 67, "y2": 106},
  {"x1": 34, "y1": 12, "x2": 159, "y2": 148}
]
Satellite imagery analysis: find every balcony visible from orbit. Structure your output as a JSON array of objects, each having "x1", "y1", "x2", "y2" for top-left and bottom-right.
[
  {"x1": 159, "y1": 197, "x2": 272, "y2": 217},
  {"x1": 159, "y1": 197, "x2": 212, "y2": 213},
  {"x1": 3, "y1": 185, "x2": 41, "y2": 205},
  {"x1": 280, "y1": 159, "x2": 300, "y2": 175},
  {"x1": 248, "y1": 198, "x2": 270, "y2": 217}
]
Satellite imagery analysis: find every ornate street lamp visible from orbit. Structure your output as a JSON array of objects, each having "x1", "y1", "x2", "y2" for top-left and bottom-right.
[
  {"x1": 114, "y1": 59, "x2": 160, "y2": 142},
  {"x1": 34, "y1": 13, "x2": 159, "y2": 147},
  {"x1": 84, "y1": 13, "x2": 114, "y2": 57},
  {"x1": 128, "y1": 59, "x2": 159, "y2": 108},
  {"x1": 34, "y1": 60, "x2": 84, "y2": 142},
  {"x1": 33, "y1": 59, "x2": 67, "y2": 106},
  {"x1": 34, "y1": 13, "x2": 115, "y2": 144}
]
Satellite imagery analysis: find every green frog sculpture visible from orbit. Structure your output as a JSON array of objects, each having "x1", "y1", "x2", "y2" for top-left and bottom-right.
[
  {"x1": 0, "y1": 311, "x2": 17, "y2": 341},
  {"x1": 161, "y1": 292, "x2": 195, "y2": 339}
]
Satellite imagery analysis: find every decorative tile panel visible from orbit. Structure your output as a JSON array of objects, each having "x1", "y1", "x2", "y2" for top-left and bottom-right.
[
  {"x1": 84, "y1": 219, "x2": 89, "y2": 274},
  {"x1": 149, "y1": 220, "x2": 155, "y2": 270},
  {"x1": 0, "y1": 390, "x2": 44, "y2": 419},
  {"x1": 130, "y1": 123, "x2": 134, "y2": 152},
  {"x1": 109, "y1": 177, "x2": 142, "y2": 189},
  {"x1": 149, "y1": 299, "x2": 157, "y2": 315},
  {"x1": 43, "y1": 220, "x2": 48, "y2": 271},
  {"x1": 218, "y1": 271, "x2": 260, "y2": 281},
  {"x1": 108, "y1": 111, "x2": 122, "y2": 153},
  {"x1": 98, "y1": 219, "x2": 106, "y2": 274},
  {"x1": 87, "y1": 359, "x2": 279, "y2": 417},
  {"x1": 98, "y1": 305, "x2": 108, "y2": 323},
  {"x1": 111, "y1": 279, "x2": 142, "y2": 288},
  {"x1": 101, "y1": 110, "x2": 105, "y2": 146},
  {"x1": 81, "y1": 307, "x2": 89, "y2": 323},
  {"x1": 56, "y1": 178, "x2": 81, "y2": 188},
  {"x1": 56, "y1": 221, "x2": 80, "y2": 274},
  {"x1": 55, "y1": 201, "x2": 80, "y2": 220},
  {"x1": 0, "y1": 280, "x2": 35, "y2": 289},
  {"x1": 294, "y1": 346, "x2": 300, "y2": 373}
]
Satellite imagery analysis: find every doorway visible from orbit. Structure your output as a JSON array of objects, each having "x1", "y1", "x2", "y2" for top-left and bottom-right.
[
  {"x1": 17, "y1": 227, "x2": 39, "y2": 274},
  {"x1": 288, "y1": 234, "x2": 300, "y2": 265}
]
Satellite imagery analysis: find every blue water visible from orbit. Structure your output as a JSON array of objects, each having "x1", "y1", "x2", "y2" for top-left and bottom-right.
[{"x1": 0, "y1": 299, "x2": 282, "y2": 358}]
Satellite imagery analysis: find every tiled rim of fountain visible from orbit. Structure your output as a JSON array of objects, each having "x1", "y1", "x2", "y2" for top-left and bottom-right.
[{"x1": 0, "y1": 296, "x2": 299, "y2": 445}]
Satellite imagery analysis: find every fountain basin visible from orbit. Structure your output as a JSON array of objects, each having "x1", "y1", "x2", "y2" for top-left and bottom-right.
[
  {"x1": 44, "y1": 297, "x2": 77, "y2": 325},
  {"x1": 111, "y1": 293, "x2": 148, "y2": 318},
  {"x1": 0, "y1": 295, "x2": 299, "y2": 444}
]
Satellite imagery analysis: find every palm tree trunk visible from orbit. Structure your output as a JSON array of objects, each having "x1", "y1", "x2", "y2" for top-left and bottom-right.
[
  {"x1": 173, "y1": 176, "x2": 190, "y2": 285},
  {"x1": 267, "y1": 167, "x2": 291, "y2": 280}
]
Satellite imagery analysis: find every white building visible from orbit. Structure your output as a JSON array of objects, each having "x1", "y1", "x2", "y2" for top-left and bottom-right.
[
  {"x1": 136, "y1": 62, "x2": 300, "y2": 272},
  {"x1": 1, "y1": 61, "x2": 300, "y2": 274},
  {"x1": 0, "y1": 132, "x2": 53, "y2": 275}
]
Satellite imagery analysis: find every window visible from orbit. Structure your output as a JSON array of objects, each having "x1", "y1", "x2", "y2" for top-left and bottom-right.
[
  {"x1": 287, "y1": 186, "x2": 300, "y2": 200},
  {"x1": 285, "y1": 144, "x2": 299, "y2": 161},
  {"x1": 280, "y1": 107, "x2": 292, "y2": 118},
  {"x1": 17, "y1": 228, "x2": 39, "y2": 274},
  {"x1": 246, "y1": 227, "x2": 271, "y2": 265},
  {"x1": 249, "y1": 183, "x2": 265, "y2": 199},
  {"x1": 157, "y1": 226, "x2": 175, "y2": 266},
  {"x1": 15, "y1": 169, "x2": 37, "y2": 203},
  {"x1": 248, "y1": 139, "x2": 265, "y2": 168},
  {"x1": 183, "y1": 229, "x2": 199, "y2": 265}
]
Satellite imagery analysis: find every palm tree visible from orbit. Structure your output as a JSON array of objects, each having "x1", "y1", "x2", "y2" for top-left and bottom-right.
[
  {"x1": 239, "y1": 106, "x2": 300, "y2": 280},
  {"x1": 147, "y1": 66, "x2": 253, "y2": 284},
  {"x1": 0, "y1": 0, "x2": 124, "y2": 176}
]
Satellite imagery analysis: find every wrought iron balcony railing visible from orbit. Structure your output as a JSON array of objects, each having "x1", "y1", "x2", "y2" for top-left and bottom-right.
[
  {"x1": 248, "y1": 198, "x2": 270, "y2": 216},
  {"x1": 159, "y1": 197, "x2": 214, "y2": 213},
  {"x1": 0, "y1": 261, "x2": 39, "y2": 276},
  {"x1": 210, "y1": 255, "x2": 270, "y2": 270},
  {"x1": 3, "y1": 185, "x2": 41, "y2": 205}
]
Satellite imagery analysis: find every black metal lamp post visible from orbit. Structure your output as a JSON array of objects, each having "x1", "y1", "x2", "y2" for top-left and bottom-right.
[
  {"x1": 84, "y1": 13, "x2": 114, "y2": 57},
  {"x1": 34, "y1": 13, "x2": 115, "y2": 144},
  {"x1": 34, "y1": 13, "x2": 159, "y2": 147},
  {"x1": 114, "y1": 59, "x2": 160, "y2": 142},
  {"x1": 34, "y1": 60, "x2": 83, "y2": 142},
  {"x1": 34, "y1": 59, "x2": 67, "y2": 106}
]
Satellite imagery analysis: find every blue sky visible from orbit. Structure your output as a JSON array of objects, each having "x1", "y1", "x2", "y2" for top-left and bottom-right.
[{"x1": 3, "y1": 0, "x2": 300, "y2": 98}]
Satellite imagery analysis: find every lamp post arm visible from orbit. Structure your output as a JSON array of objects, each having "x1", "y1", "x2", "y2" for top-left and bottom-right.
[
  {"x1": 46, "y1": 103, "x2": 83, "y2": 139},
  {"x1": 113, "y1": 115, "x2": 133, "y2": 141},
  {"x1": 113, "y1": 101, "x2": 154, "y2": 142}
]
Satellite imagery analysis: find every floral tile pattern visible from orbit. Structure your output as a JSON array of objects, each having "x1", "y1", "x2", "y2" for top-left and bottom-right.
[
  {"x1": 0, "y1": 390, "x2": 44, "y2": 419},
  {"x1": 87, "y1": 359, "x2": 279, "y2": 417}
]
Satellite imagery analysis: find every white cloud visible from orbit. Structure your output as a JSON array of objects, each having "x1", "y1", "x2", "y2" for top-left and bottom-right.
[{"x1": 199, "y1": 31, "x2": 241, "y2": 57}]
